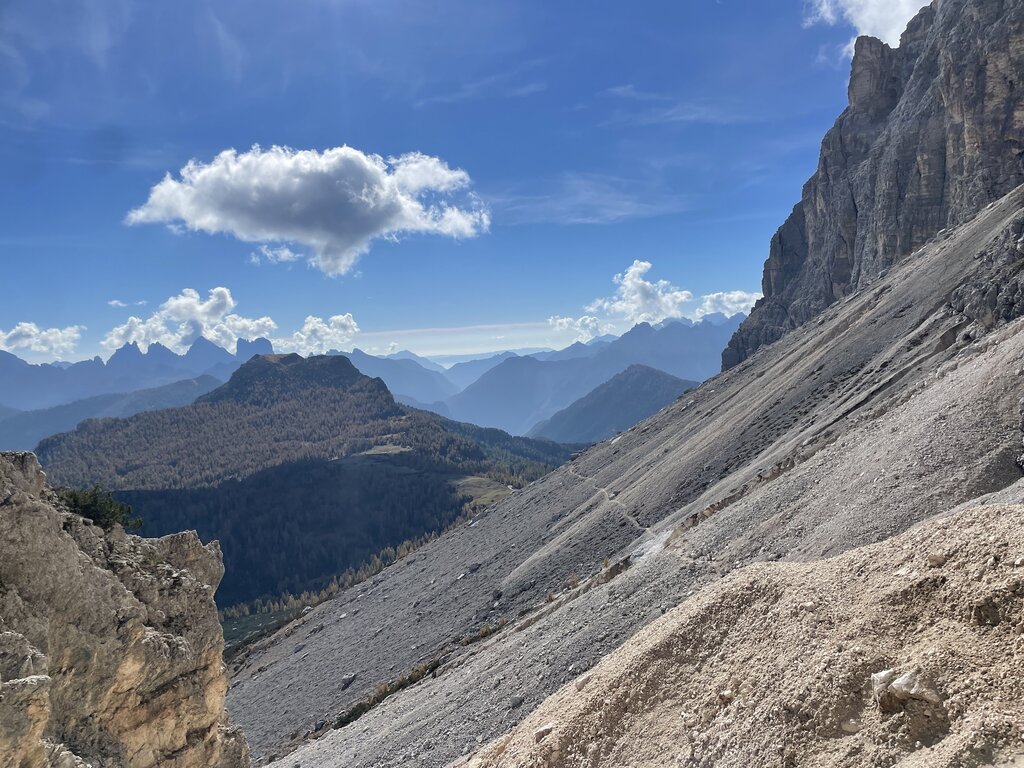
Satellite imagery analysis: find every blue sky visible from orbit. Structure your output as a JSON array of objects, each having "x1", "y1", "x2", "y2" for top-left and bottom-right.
[{"x1": 0, "y1": 0, "x2": 929, "y2": 362}]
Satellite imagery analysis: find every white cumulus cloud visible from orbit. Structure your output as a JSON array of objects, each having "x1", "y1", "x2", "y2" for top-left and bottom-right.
[
  {"x1": 554, "y1": 261, "x2": 760, "y2": 337},
  {"x1": 127, "y1": 144, "x2": 490, "y2": 276},
  {"x1": 1, "y1": 322, "x2": 83, "y2": 357},
  {"x1": 102, "y1": 287, "x2": 360, "y2": 357},
  {"x1": 547, "y1": 315, "x2": 613, "y2": 343},
  {"x1": 102, "y1": 287, "x2": 278, "y2": 353},
  {"x1": 276, "y1": 314, "x2": 360, "y2": 356},
  {"x1": 693, "y1": 290, "x2": 761, "y2": 319},
  {"x1": 587, "y1": 260, "x2": 694, "y2": 325},
  {"x1": 805, "y1": 0, "x2": 929, "y2": 46}
]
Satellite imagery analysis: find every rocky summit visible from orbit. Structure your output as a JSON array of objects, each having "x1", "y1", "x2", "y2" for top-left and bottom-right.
[{"x1": 0, "y1": 452, "x2": 248, "y2": 768}]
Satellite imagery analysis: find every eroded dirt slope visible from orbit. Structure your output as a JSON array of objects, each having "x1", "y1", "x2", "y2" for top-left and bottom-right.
[{"x1": 468, "y1": 501, "x2": 1024, "y2": 768}]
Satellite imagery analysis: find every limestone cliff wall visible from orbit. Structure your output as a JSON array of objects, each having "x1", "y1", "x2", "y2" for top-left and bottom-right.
[
  {"x1": 0, "y1": 452, "x2": 249, "y2": 768},
  {"x1": 724, "y1": 0, "x2": 1024, "y2": 367}
]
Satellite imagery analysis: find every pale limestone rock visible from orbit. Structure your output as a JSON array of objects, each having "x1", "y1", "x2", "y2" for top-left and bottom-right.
[{"x1": 0, "y1": 452, "x2": 249, "y2": 768}]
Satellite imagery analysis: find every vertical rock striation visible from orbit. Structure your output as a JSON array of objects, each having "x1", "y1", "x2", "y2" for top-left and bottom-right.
[
  {"x1": 724, "y1": 0, "x2": 1024, "y2": 367},
  {"x1": 0, "y1": 452, "x2": 249, "y2": 768}
]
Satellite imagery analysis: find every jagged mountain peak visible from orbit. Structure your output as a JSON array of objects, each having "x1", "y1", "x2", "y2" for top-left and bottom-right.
[
  {"x1": 107, "y1": 340, "x2": 144, "y2": 363},
  {"x1": 235, "y1": 337, "x2": 275, "y2": 359}
]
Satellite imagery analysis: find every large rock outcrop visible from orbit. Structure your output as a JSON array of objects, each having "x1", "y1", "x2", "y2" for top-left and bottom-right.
[
  {"x1": 0, "y1": 452, "x2": 249, "y2": 768},
  {"x1": 724, "y1": 0, "x2": 1024, "y2": 367}
]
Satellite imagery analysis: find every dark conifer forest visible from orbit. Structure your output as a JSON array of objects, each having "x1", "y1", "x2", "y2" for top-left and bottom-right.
[{"x1": 39, "y1": 354, "x2": 574, "y2": 605}]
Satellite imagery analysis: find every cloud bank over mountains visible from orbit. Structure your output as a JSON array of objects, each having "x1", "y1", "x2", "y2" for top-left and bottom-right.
[
  {"x1": 127, "y1": 144, "x2": 491, "y2": 276},
  {"x1": 551, "y1": 260, "x2": 761, "y2": 342},
  {"x1": 0, "y1": 323, "x2": 84, "y2": 358},
  {"x1": 6, "y1": 262, "x2": 758, "y2": 360},
  {"x1": 587, "y1": 260, "x2": 695, "y2": 325},
  {"x1": 101, "y1": 287, "x2": 359, "y2": 357}
]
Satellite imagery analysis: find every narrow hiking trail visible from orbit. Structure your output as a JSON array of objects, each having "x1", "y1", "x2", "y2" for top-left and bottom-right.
[{"x1": 568, "y1": 465, "x2": 647, "y2": 531}]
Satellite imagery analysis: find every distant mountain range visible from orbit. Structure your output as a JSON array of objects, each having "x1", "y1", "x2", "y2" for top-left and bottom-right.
[
  {"x1": 334, "y1": 349, "x2": 459, "y2": 405},
  {"x1": 38, "y1": 354, "x2": 574, "y2": 606},
  {"x1": 384, "y1": 349, "x2": 448, "y2": 373},
  {"x1": 424, "y1": 348, "x2": 553, "y2": 367},
  {"x1": 442, "y1": 351, "x2": 518, "y2": 390},
  {"x1": 0, "y1": 314, "x2": 744, "y2": 447},
  {"x1": 527, "y1": 364, "x2": 696, "y2": 444},
  {"x1": 0, "y1": 337, "x2": 272, "y2": 411},
  {"x1": 442, "y1": 315, "x2": 743, "y2": 434},
  {"x1": 0, "y1": 375, "x2": 221, "y2": 451}
]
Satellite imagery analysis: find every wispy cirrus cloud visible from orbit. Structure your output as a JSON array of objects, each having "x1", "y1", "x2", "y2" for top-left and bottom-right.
[
  {"x1": 107, "y1": 298, "x2": 147, "y2": 308},
  {"x1": 249, "y1": 244, "x2": 304, "y2": 266},
  {"x1": 490, "y1": 172, "x2": 688, "y2": 226},
  {"x1": 416, "y1": 59, "x2": 547, "y2": 107},
  {"x1": 599, "y1": 84, "x2": 751, "y2": 128},
  {"x1": 205, "y1": 10, "x2": 244, "y2": 82},
  {"x1": 127, "y1": 144, "x2": 490, "y2": 276}
]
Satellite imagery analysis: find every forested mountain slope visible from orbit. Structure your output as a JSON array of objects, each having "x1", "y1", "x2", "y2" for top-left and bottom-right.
[
  {"x1": 0, "y1": 375, "x2": 220, "y2": 451},
  {"x1": 37, "y1": 354, "x2": 572, "y2": 606}
]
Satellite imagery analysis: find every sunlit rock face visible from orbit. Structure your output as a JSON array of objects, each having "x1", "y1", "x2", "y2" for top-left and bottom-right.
[{"x1": 0, "y1": 451, "x2": 250, "y2": 768}]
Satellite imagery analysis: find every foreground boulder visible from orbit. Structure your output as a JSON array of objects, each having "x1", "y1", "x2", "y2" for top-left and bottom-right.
[{"x1": 0, "y1": 452, "x2": 249, "y2": 768}]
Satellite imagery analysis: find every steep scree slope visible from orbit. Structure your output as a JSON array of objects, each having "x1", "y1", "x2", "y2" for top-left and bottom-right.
[
  {"x1": 725, "y1": 0, "x2": 1024, "y2": 367},
  {"x1": 244, "y1": 185, "x2": 1024, "y2": 766}
]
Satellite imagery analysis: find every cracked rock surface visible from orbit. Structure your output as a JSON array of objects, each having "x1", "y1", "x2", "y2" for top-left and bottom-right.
[{"x1": 0, "y1": 452, "x2": 249, "y2": 768}]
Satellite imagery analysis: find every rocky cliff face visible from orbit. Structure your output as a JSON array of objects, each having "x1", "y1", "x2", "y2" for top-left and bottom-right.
[
  {"x1": 0, "y1": 452, "x2": 249, "y2": 768},
  {"x1": 724, "y1": 0, "x2": 1024, "y2": 367}
]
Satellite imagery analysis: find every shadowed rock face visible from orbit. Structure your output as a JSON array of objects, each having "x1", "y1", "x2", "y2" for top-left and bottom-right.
[
  {"x1": 724, "y1": 0, "x2": 1024, "y2": 368},
  {"x1": 0, "y1": 452, "x2": 249, "y2": 768}
]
